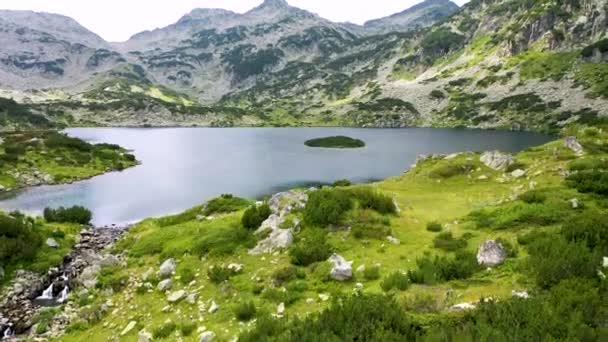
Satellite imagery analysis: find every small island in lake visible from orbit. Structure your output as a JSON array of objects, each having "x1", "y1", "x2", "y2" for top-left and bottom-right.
[{"x1": 304, "y1": 136, "x2": 366, "y2": 148}]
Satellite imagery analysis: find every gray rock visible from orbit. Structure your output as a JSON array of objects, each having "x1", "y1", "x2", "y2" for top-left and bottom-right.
[
  {"x1": 138, "y1": 329, "x2": 153, "y2": 342},
  {"x1": 570, "y1": 198, "x2": 580, "y2": 209},
  {"x1": 200, "y1": 331, "x2": 216, "y2": 342},
  {"x1": 564, "y1": 136, "x2": 584, "y2": 156},
  {"x1": 157, "y1": 279, "x2": 173, "y2": 292},
  {"x1": 227, "y1": 263, "x2": 244, "y2": 273},
  {"x1": 511, "y1": 169, "x2": 526, "y2": 178},
  {"x1": 249, "y1": 228, "x2": 294, "y2": 255},
  {"x1": 277, "y1": 302, "x2": 285, "y2": 317},
  {"x1": 451, "y1": 302, "x2": 476, "y2": 310},
  {"x1": 208, "y1": 301, "x2": 219, "y2": 314},
  {"x1": 328, "y1": 254, "x2": 353, "y2": 281},
  {"x1": 512, "y1": 290, "x2": 530, "y2": 299},
  {"x1": 186, "y1": 293, "x2": 198, "y2": 304},
  {"x1": 120, "y1": 321, "x2": 137, "y2": 336},
  {"x1": 603, "y1": 256, "x2": 608, "y2": 268},
  {"x1": 477, "y1": 240, "x2": 507, "y2": 267},
  {"x1": 159, "y1": 258, "x2": 176, "y2": 278},
  {"x1": 167, "y1": 290, "x2": 186, "y2": 303},
  {"x1": 97, "y1": 254, "x2": 120, "y2": 268},
  {"x1": 46, "y1": 237, "x2": 59, "y2": 248},
  {"x1": 387, "y1": 236, "x2": 400, "y2": 245},
  {"x1": 480, "y1": 151, "x2": 514, "y2": 171},
  {"x1": 79, "y1": 265, "x2": 101, "y2": 289}
]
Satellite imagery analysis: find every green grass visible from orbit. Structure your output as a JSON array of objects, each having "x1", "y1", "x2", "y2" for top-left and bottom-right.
[{"x1": 510, "y1": 51, "x2": 578, "y2": 81}]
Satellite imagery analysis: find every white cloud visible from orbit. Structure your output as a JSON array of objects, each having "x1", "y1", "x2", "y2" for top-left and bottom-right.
[{"x1": 0, "y1": 0, "x2": 470, "y2": 42}]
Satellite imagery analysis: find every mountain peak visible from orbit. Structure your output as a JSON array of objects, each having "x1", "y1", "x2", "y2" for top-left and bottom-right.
[{"x1": 260, "y1": 0, "x2": 290, "y2": 8}]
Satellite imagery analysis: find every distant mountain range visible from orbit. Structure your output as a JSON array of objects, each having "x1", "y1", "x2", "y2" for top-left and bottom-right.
[{"x1": 1, "y1": 0, "x2": 607, "y2": 131}]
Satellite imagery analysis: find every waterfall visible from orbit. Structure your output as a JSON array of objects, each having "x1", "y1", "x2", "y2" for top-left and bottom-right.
[
  {"x1": 57, "y1": 286, "x2": 69, "y2": 304},
  {"x1": 2, "y1": 327, "x2": 13, "y2": 339},
  {"x1": 37, "y1": 283, "x2": 54, "y2": 300}
]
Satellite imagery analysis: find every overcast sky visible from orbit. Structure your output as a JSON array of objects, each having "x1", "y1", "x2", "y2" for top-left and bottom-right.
[{"x1": 0, "y1": 0, "x2": 470, "y2": 42}]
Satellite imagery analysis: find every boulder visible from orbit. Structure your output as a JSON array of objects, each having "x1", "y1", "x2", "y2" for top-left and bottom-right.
[
  {"x1": 480, "y1": 151, "x2": 514, "y2": 171},
  {"x1": 46, "y1": 237, "x2": 59, "y2": 248},
  {"x1": 451, "y1": 303, "x2": 476, "y2": 311},
  {"x1": 79, "y1": 265, "x2": 101, "y2": 289},
  {"x1": 268, "y1": 190, "x2": 309, "y2": 216},
  {"x1": 564, "y1": 136, "x2": 584, "y2": 156},
  {"x1": 477, "y1": 240, "x2": 507, "y2": 267},
  {"x1": 277, "y1": 302, "x2": 285, "y2": 317},
  {"x1": 159, "y1": 258, "x2": 176, "y2": 278},
  {"x1": 120, "y1": 321, "x2": 137, "y2": 336},
  {"x1": 511, "y1": 169, "x2": 526, "y2": 178},
  {"x1": 387, "y1": 236, "x2": 400, "y2": 245},
  {"x1": 512, "y1": 290, "x2": 530, "y2": 299},
  {"x1": 97, "y1": 255, "x2": 120, "y2": 268},
  {"x1": 138, "y1": 329, "x2": 153, "y2": 342},
  {"x1": 570, "y1": 198, "x2": 580, "y2": 209},
  {"x1": 249, "y1": 229, "x2": 294, "y2": 255},
  {"x1": 186, "y1": 293, "x2": 198, "y2": 304},
  {"x1": 157, "y1": 279, "x2": 173, "y2": 292},
  {"x1": 200, "y1": 331, "x2": 216, "y2": 342},
  {"x1": 208, "y1": 301, "x2": 219, "y2": 314},
  {"x1": 328, "y1": 254, "x2": 353, "y2": 281},
  {"x1": 603, "y1": 256, "x2": 608, "y2": 268},
  {"x1": 167, "y1": 290, "x2": 186, "y2": 303},
  {"x1": 227, "y1": 263, "x2": 244, "y2": 273}
]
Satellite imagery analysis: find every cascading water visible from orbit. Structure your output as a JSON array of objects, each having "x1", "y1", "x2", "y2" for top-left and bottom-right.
[
  {"x1": 2, "y1": 327, "x2": 13, "y2": 339},
  {"x1": 57, "y1": 286, "x2": 69, "y2": 304},
  {"x1": 37, "y1": 284, "x2": 54, "y2": 300}
]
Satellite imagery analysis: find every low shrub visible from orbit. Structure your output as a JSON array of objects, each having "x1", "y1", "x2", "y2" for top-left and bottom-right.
[
  {"x1": 304, "y1": 189, "x2": 353, "y2": 226},
  {"x1": 363, "y1": 265, "x2": 381, "y2": 281},
  {"x1": 380, "y1": 272, "x2": 410, "y2": 292},
  {"x1": 566, "y1": 170, "x2": 608, "y2": 196},
  {"x1": 261, "y1": 287, "x2": 302, "y2": 305},
  {"x1": 429, "y1": 161, "x2": 473, "y2": 179},
  {"x1": 97, "y1": 266, "x2": 128, "y2": 292},
  {"x1": 561, "y1": 213, "x2": 608, "y2": 252},
  {"x1": 351, "y1": 210, "x2": 392, "y2": 240},
  {"x1": 178, "y1": 267, "x2": 195, "y2": 285},
  {"x1": 349, "y1": 188, "x2": 397, "y2": 215},
  {"x1": 179, "y1": 322, "x2": 196, "y2": 336},
  {"x1": 403, "y1": 293, "x2": 442, "y2": 313},
  {"x1": 469, "y1": 202, "x2": 563, "y2": 229},
  {"x1": 568, "y1": 158, "x2": 608, "y2": 172},
  {"x1": 518, "y1": 190, "x2": 547, "y2": 204},
  {"x1": 289, "y1": 228, "x2": 333, "y2": 266},
  {"x1": 153, "y1": 321, "x2": 176, "y2": 339},
  {"x1": 527, "y1": 235, "x2": 600, "y2": 289},
  {"x1": 426, "y1": 221, "x2": 443, "y2": 232},
  {"x1": 0, "y1": 213, "x2": 42, "y2": 264},
  {"x1": 207, "y1": 265, "x2": 237, "y2": 284},
  {"x1": 203, "y1": 194, "x2": 250, "y2": 216},
  {"x1": 242, "y1": 204, "x2": 271, "y2": 230},
  {"x1": 432, "y1": 231, "x2": 467, "y2": 251},
  {"x1": 272, "y1": 266, "x2": 305, "y2": 286},
  {"x1": 234, "y1": 301, "x2": 257, "y2": 321},
  {"x1": 333, "y1": 179, "x2": 352, "y2": 187},
  {"x1": 409, "y1": 252, "x2": 480, "y2": 285},
  {"x1": 43, "y1": 206, "x2": 92, "y2": 224},
  {"x1": 193, "y1": 225, "x2": 256, "y2": 257}
]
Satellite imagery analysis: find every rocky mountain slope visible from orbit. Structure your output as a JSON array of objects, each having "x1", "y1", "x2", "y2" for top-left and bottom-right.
[
  {"x1": 1, "y1": 0, "x2": 608, "y2": 131},
  {"x1": 363, "y1": 0, "x2": 460, "y2": 34}
]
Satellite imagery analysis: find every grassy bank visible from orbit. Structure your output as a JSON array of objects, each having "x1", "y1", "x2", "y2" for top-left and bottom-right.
[
  {"x1": 47, "y1": 123, "x2": 608, "y2": 341},
  {"x1": 0, "y1": 130, "x2": 137, "y2": 192}
]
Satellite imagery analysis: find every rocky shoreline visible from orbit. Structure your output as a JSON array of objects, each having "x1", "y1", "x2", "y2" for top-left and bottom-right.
[{"x1": 0, "y1": 226, "x2": 128, "y2": 340}]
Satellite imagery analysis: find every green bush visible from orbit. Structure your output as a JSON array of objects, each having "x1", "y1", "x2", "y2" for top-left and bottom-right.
[
  {"x1": 234, "y1": 301, "x2": 257, "y2": 321},
  {"x1": 519, "y1": 190, "x2": 547, "y2": 204},
  {"x1": 153, "y1": 321, "x2": 176, "y2": 339},
  {"x1": 527, "y1": 235, "x2": 600, "y2": 289},
  {"x1": 178, "y1": 267, "x2": 196, "y2": 285},
  {"x1": 351, "y1": 210, "x2": 392, "y2": 240},
  {"x1": 429, "y1": 90, "x2": 446, "y2": 100},
  {"x1": 207, "y1": 265, "x2": 237, "y2": 284},
  {"x1": 349, "y1": 188, "x2": 397, "y2": 215},
  {"x1": 429, "y1": 161, "x2": 473, "y2": 179},
  {"x1": 272, "y1": 266, "x2": 305, "y2": 286},
  {"x1": 0, "y1": 213, "x2": 42, "y2": 264},
  {"x1": 568, "y1": 158, "x2": 608, "y2": 172},
  {"x1": 202, "y1": 194, "x2": 250, "y2": 216},
  {"x1": 289, "y1": 228, "x2": 333, "y2": 266},
  {"x1": 239, "y1": 294, "x2": 418, "y2": 341},
  {"x1": 97, "y1": 266, "x2": 128, "y2": 292},
  {"x1": 566, "y1": 170, "x2": 608, "y2": 196},
  {"x1": 426, "y1": 221, "x2": 443, "y2": 232},
  {"x1": 363, "y1": 265, "x2": 381, "y2": 281},
  {"x1": 193, "y1": 225, "x2": 256, "y2": 257},
  {"x1": 43, "y1": 206, "x2": 92, "y2": 224},
  {"x1": 304, "y1": 189, "x2": 353, "y2": 226},
  {"x1": 409, "y1": 252, "x2": 480, "y2": 285},
  {"x1": 242, "y1": 204, "x2": 271, "y2": 230},
  {"x1": 179, "y1": 322, "x2": 196, "y2": 336},
  {"x1": 433, "y1": 231, "x2": 467, "y2": 251},
  {"x1": 469, "y1": 201, "x2": 563, "y2": 229},
  {"x1": 561, "y1": 213, "x2": 608, "y2": 252},
  {"x1": 380, "y1": 272, "x2": 410, "y2": 292},
  {"x1": 333, "y1": 179, "x2": 352, "y2": 187}
]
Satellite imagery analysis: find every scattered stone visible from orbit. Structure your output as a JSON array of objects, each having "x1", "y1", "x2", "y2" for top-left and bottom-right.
[
  {"x1": 444, "y1": 153, "x2": 461, "y2": 160},
  {"x1": 570, "y1": 198, "x2": 580, "y2": 209},
  {"x1": 159, "y1": 258, "x2": 176, "y2": 278},
  {"x1": 451, "y1": 303, "x2": 476, "y2": 311},
  {"x1": 208, "y1": 301, "x2": 219, "y2": 314},
  {"x1": 478, "y1": 175, "x2": 488, "y2": 180},
  {"x1": 306, "y1": 298, "x2": 315, "y2": 304},
  {"x1": 157, "y1": 279, "x2": 173, "y2": 292},
  {"x1": 355, "y1": 283, "x2": 364, "y2": 291},
  {"x1": 512, "y1": 290, "x2": 530, "y2": 299},
  {"x1": 511, "y1": 169, "x2": 526, "y2": 178},
  {"x1": 200, "y1": 331, "x2": 216, "y2": 342},
  {"x1": 564, "y1": 136, "x2": 584, "y2": 156},
  {"x1": 477, "y1": 240, "x2": 507, "y2": 267},
  {"x1": 277, "y1": 302, "x2": 285, "y2": 317},
  {"x1": 167, "y1": 290, "x2": 186, "y2": 303},
  {"x1": 328, "y1": 254, "x2": 353, "y2": 281},
  {"x1": 355, "y1": 264, "x2": 365, "y2": 273},
  {"x1": 386, "y1": 236, "x2": 400, "y2": 245},
  {"x1": 249, "y1": 229, "x2": 294, "y2": 255},
  {"x1": 120, "y1": 321, "x2": 137, "y2": 336},
  {"x1": 161, "y1": 305, "x2": 171, "y2": 313},
  {"x1": 318, "y1": 294, "x2": 330, "y2": 302},
  {"x1": 46, "y1": 237, "x2": 59, "y2": 248},
  {"x1": 186, "y1": 293, "x2": 199, "y2": 304},
  {"x1": 603, "y1": 257, "x2": 608, "y2": 268},
  {"x1": 79, "y1": 265, "x2": 101, "y2": 289},
  {"x1": 138, "y1": 329, "x2": 153, "y2": 342},
  {"x1": 227, "y1": 263, "x2": 244, "y2": 273},
  {"x1": 480, "y1": 151, "x2": 514, "y2": 171}
]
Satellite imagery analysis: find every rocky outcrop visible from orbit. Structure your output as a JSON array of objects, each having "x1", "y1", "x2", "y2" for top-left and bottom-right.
[
  {"x1": 158, "y1": 258, "x2": 176, "y2": 278},
  {"x1": 564, "y1": 137, "x2": 584, "y2": 156},
  {"x1": 200, "y1": 331, "x2": 216, "y2": 342},
  {"x1": 477, "y1": 240, "x2": 507, "y2": 267},
  {"x1": 480, "y1": 151, "x2": 514, "y2": 171},
  {"x1": 328, "y1": 254, "x2": 353, "y2": 281}
]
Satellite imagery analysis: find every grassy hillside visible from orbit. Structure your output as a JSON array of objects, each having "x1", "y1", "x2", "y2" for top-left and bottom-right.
[
  {"x1": 0, "y1": 131, "x2": 137, "y2": 192},
  {"x1": 47, "y1": 123, "x2": 608, "y2": 341}
]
